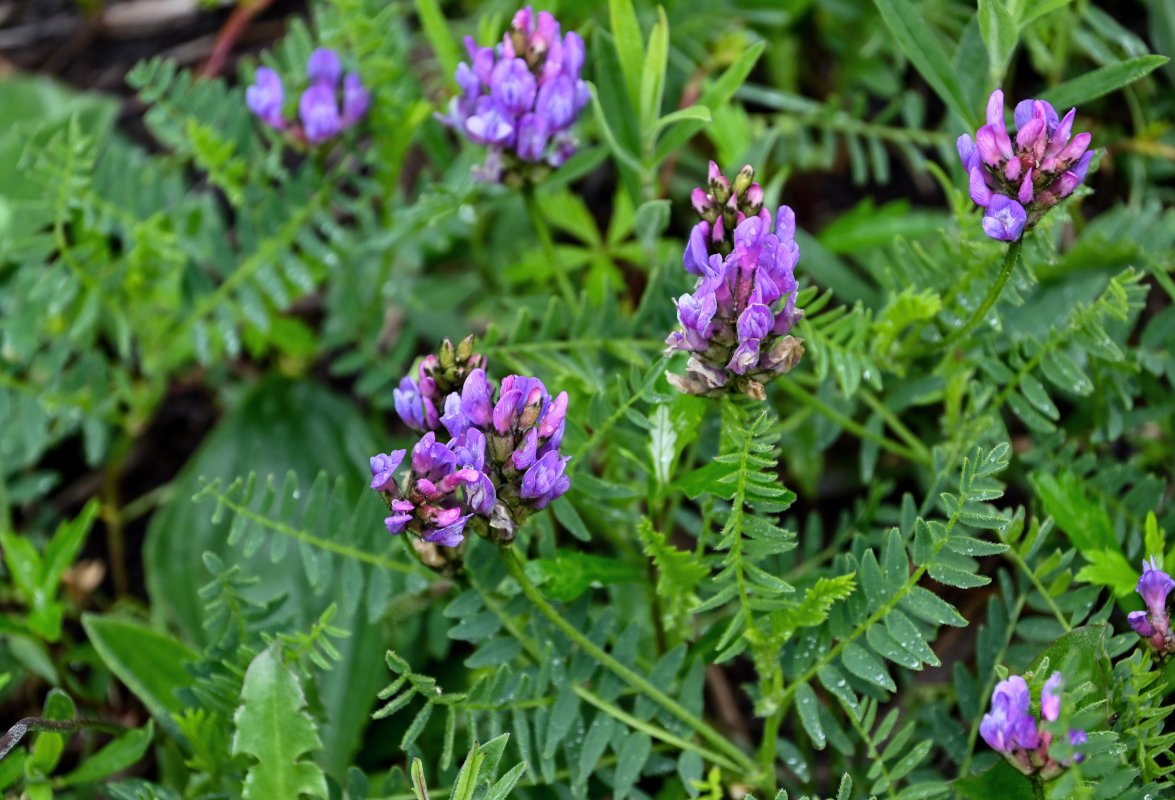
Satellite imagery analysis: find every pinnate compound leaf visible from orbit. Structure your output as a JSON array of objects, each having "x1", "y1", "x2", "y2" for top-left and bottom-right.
[{"x1": 232, "y1": 644, "x2": 328, "y2": 800}]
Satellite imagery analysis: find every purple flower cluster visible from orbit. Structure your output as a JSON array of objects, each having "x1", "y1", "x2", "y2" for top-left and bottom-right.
[
  {"x1": 370, "y1": 340, "x2": 570, "y2": 551},
  {"x1": 1128, "y1": 556, "x2": 1175, "y2": 654},
  {"x1": 436, "y1": 5, "x2": 589, "y2": 183},
  {"x1": 666, "y1": 163, "x2": 805, "y2": 400},
  {"x1": 245, "y1": 48, "x2": 370, "y2": 144},
  {"x1": 958, "y1": 90, "x2": 1093, "y2": 241},
  {"x1": 981, "y1": 673, "x2": 1087, "y2": 779}
]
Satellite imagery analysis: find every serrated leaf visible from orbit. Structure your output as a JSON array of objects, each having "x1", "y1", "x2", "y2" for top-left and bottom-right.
[{"x1": 231, "y1": 645, "x2": 328, "y2": 800}]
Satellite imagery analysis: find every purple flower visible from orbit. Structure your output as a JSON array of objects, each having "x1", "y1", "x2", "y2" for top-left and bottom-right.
[
  {"x1": 342, "y1": 73, "x2": 371, "y2": 125},
  {"x1": 980, "y1": 671, "x2": 1089, "y2": 779},
  {"x1": 394, "y1": 377, "x2": 439, "y2": 432},
  {"x1": 1138, "y1": 555, "x2": 1174, "y2": 612},
  {"x1": 1041, "y1": 672, "x2": 1064, "y2": 722},
  {"x1": 461, "y1": 369, "x2": 494, "y2": 428},
  {"x1": 959, "y1": 90, "x2": 1093, "y2": 240},
  {"x1": 307, "y1": 48, "x2": 342, "y2": 86},
  {"x1": 437, "y1": 6, "x2": 588, "y2": 183},
  {"x1": 980, "y1": 676, "x2": 1038, "y2": 754},
  {"x1": 667, "y1": 166, "x2": 805, "y2": 398},
  {"x1": 373, "y1": 338, "x2": 571, "y2": 550},
  {"x1": 1130, "y1": 556, "x2": 1174, "y2": 650},
  {"x1": 441, "y1": 393, "x2": 470, "y2": 440},
  {"x1": 246, "y1": 67, "x2": 285, "y2": 129},
  {"x1": 982, "y1": 195, "x2": 1027, "y2": 242},
  {"x1": 300, "y1": 83, "x2": 343, "y2": 142},
  {"x1": 520, "y1": 450, "x2": 570, "y2": 509},
  {"x1": 370, "y1": 451, "x2": 406, "y2": 491},
  {"x1": 1066, "y1": 729, "x2": 1087, "y2": 764}
]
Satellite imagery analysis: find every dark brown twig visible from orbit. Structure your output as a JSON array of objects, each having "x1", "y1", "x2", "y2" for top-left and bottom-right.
[
  {"x1": 0, "y1": 716, "x2": 129, "y2": 764},
  {"x1": 200, "y1": 0, "x2": 276, "y2": 79}
]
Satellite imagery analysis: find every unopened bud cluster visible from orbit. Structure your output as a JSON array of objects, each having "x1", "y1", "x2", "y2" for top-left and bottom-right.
[
  {"x1": 245, "y1": 48, "x2": 370, "y2": 144},
  {"x1": 370, "y1": 338, "x2": 570, "y2": 558},
  {"x1": 688, "y1": 161, "x2": 767, "y2": 258},
  {"x1": 436, "y1": 5, "x2": 589, "y2": 184},
  {"x1": 958, "y1": 90, "x2": 1093, "y2": 241},
  {"x1": 666, "y1": 163, "x2": 805, "y2": 400}
]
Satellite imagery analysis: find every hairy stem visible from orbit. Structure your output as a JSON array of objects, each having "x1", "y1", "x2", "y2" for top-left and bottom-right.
[{"x1": 910, "y1": 239, "x2": 1023, "y2": 358}]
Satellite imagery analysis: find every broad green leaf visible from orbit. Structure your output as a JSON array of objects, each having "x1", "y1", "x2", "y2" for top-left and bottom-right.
[
  {"x1": 58, "y1": 721, "x2": 154, "y2": 786},
  {"x1": 542, "y1": 688, "x2": 580, "y2": 759},
  {"x1": 928, "y1": 562, "x2": 991, "y2": 588},
  {"x1": 1040, "y1": 55, "x2": 1169, "y2": 110},
  {"x1": 873, "y1": 0, "x2": 974, "y2": 125},
  {"x1": 82, "y1": 615, "x2": 196, "y2": 741},
  {"x1": 885, "y1": 610, "x2": 941, "y2": 667},
  {"x1": 953, "y1": 758, "x2": 1035, "y2": 800},
  {"x1": 1026, "y1": 625, "x2": 1111, "y2": 700},
  {"x1": 231, "y1": 645, "x2": 328, "y2": 800},
  {"x1": 866, "y1": 624, "x2": 922, "y2": 669},
  {"x1": 143, "y1": 377, "x2": 389, "y2": 774}
]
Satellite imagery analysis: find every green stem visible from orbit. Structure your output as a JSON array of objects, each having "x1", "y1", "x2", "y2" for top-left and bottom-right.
[
  {"x1": 522, "y1": 187, "x2": 577, "y2": 308},
  {"x1": 498, "y1": 546, "x2": 760, "y2": 779},
  {"x1": 857, "y1": 388, "x2": 933, "y2": 464},
  {"x1": 777, "y1": 378, "x2": 931, "y2": 466},
  {"x1": 476, "y1": 567, "x2": 737, "y2": 770},
  {"x1": 910, "y1": 239, "x2": 1023, "y2": 358}
]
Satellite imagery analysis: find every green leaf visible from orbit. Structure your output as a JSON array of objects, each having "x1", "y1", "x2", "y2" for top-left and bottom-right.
[
  {"x1": 231, "y1": 644, "x2": 328, "y2": 800},
  {"x1": 794, "y1": 682, "x2": 827, "y2": 749},
  {"x1": 979, "y1": 0, "x2": 1019, "y2": 78},
  {"x1": 58, "y1": 721, "x2": 154, "y2": 786},
  {"x1": 528, "y1": 549, "x2": 644, "y2": 602},
  {"x1": 608, "y1": 0, "x2": 644, "y2": 108},
  {"x1": 672, "y1": 459, "x2": 741, "y2": 499},
  {"x1": 900, "y1": 586, "x2": 967, "y2": 627},
  {"x1": 873, "y1": 0, "x2": 974, "y2": 125},
  {"x1": 655, "y1": 41, "x2": 765, "y2": 159},
  {"x1": 143, "y1": 377, "x2": 389, "y2": 774},
  {"x1": 1040, "y1": 55, "x2": 1169, "y2": 110},
  {"x1": 1074, "y1": 548, "x2": 1137, "y2": 597},
  {"x1": 842, "y1": 642, "x2": 896, "y2": 691},
  {"x1": 81, "y1": 615, "x2": 196, "y2": 741},
  {"x1": 612, "y1": 731, "x2": 651, "y2": 800},
  {"x1": 778, "y1": 574, "x2": 857, "y2": 636},
  {"x1": 638, "y1": 7, "x2": 669, "y2": 137},
  {"x1": 1026, "y1": 625, "x2": 1111, "y2": 698},
  {"x1": 30, "y1": 688, "x2": 75, "y2": 777},
  {"x1": 649, "y1": 105, "x2": 712, "y2": 136},
  {"x1": 414, "y1": 0, "x2": 461, "y2": 81},
  {"x1": 1029, "y1": 469, "x2": 1116, "y2": 552},
  {"x1": 952, "y1": 758, "x2": 1035, "y2": 800},
  {"x1": 648, "y1": 403, "x2": 677, "y2": 489}
]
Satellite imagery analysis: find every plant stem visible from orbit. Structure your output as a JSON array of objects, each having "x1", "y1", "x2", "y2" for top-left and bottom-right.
[
  {"x1": 857, "y1": 388, "x2": 933, "y2": 464},
  {"x1": 0, "y1": 717, "x2": 128, "y2": 763},
  {"x1": 498, "y1": 546, "x2": 760, "y2": 779},
  {"x1": 521, "y1": 186, "x2": 577, "y2": 308},
  {"x1": 909, "y1": 239, "x2": 1023, "y2": 358},
  {"x1": 776, "y1": 378, "x2": 931, "y2": 466}
]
